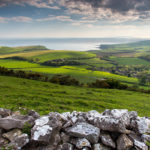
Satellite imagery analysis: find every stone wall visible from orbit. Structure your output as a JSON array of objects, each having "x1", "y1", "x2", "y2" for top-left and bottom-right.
[{"x1": 0, "y1": 108, "x2": 150, "y2": 150}]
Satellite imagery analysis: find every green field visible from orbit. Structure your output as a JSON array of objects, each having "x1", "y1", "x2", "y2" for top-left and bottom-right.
[
  {"x1": 0, "y1": 75, "x2": 149, "y2": 116},
  {"x1": 109, "y1": 57, "x2": 150, "y2": 66},
  {"x1": 30, "y1": 51, "x2": 96, "y2": 62}
]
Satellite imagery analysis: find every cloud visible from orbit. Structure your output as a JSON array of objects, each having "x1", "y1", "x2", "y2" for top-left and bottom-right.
[
  {"x1": 0, "y1": 16, "x2": 32, "y2": 23},
  {"x1": 1, "y1": 0, "x2": 150, "y2": 23},
  {"x1": 37, "y1": 15, "x2": 73, "y2": 22},
  {"x1": 0, "y1": 0, "x2": 60, "y2": 9}
]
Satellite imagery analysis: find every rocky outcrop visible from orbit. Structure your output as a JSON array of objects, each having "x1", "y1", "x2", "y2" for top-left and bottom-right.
[{"x1": 0, "y1": 108, "x2": 150, "y2": 150}]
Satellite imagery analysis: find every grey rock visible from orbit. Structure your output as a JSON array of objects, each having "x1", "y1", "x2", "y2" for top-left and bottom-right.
[
  {"x1": 61, "y1": 143, "x2": 74, "y2": 150},
  {"x1": 93, "y1": 143, "x2": 111, "y2": 150},
  {"x1": 134, "y1": 117, "x2": 150, "y2": 134},
  {"x1": 5, "y1": 134, "x2": 29, "y2": 150},
  {"x1": 31, "y1": 114, "x2": 62, "y2": 144},
  {"x1": 28, "y1": 110, "x2": 40, "y2": 119},
  {"x1": 31, "y1": 116, "x2": 53, "y2": 144},
  {"x1": 102, "y1": 109, "x2": 130, "y2": 127},
  {"x1": 2, "y1": 129, "x2": 22, "y2": 142},
  {"x1": 0, "y1": 115, "x2": 34, "y2": 130},
  {"x1": 0, "y1": 136, "x2": 9, "y2": 147},
  {"x1": 0, "y1": 108, "x2": 11, "y2": 117},
  {"x1": 100, "y1": 133, "x2": 115, "y2": 148},
  {"x1": 60, "y1": 132, "x2": 70, "y2": 143},
  {"x1": 117, "y1": 134, "x2": 133, "y2": 150},
  {"x1": 71, "y1": 138, "x2": 91, "y2": 149},
  {"x1": 95, "y1": 116, "x2": 130, "y2": 133},
  {"x1": 142, "y1": 134, "x2": 150, "y2": 142},
  {"x1": 134, "y1": 139, "x2": 148, "y2": 150},
  {"x1": 66, "y1": 122, "x2": 100, "y2": 144}
]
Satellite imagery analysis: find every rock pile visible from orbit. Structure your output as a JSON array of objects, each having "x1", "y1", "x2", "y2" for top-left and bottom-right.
[{"x1": 0, "y1": 108, "x2": 150, "y2": 150}]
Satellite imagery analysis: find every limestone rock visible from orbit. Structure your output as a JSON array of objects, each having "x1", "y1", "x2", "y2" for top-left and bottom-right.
[
  {"x1": 0, "y1": 108, "x2": 11, "y2": 117},
  {"x1": 60, "y1": 132, "x2": 70, "y2": 143},
  {"x1": 93, "y1": 143, "x2": 111, "y2": 150},
  {"x1": 31, "y1": 116, "x2": 53, "y2": 144},
  {"x1": 61, "y1": 143, "x2": 74, "y2": 150},
  {"x1": 66, "y1": 122, "x2": 100, "y2": 144},
  {"x1": 117, "y1": 134, "x2": 133, "y2": 150},
  {"x1": 0, "y1": 136, "x2": 9, "y2": 147},
  {"x1": 134, "y1": 139, "x2": 148, "y2": 150},
  {"x1": 2, "y1": 129, "x2": 22, "y2": 142},
  {"x1": 100, "y1": 133, "x2": 116, "y2": 148},
  {"x1": 71, "y1": 138, "x2": 91, "y2": 149},
  {"x1": 28, "y1": 110, "x2": 40, "y2": 119},
  {"x1": 95, "y1": 115, "x2": 130, "y2": 133}
]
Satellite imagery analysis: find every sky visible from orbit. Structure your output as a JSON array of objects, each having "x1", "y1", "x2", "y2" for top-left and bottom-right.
[{"x1": 0, "y1": 0, "x2": 150, "y2": 38}]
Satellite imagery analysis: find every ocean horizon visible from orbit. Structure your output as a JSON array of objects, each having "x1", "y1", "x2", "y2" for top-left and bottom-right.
[{"x1": 0, "y1": 37, "x2": 142, "y2": 51}]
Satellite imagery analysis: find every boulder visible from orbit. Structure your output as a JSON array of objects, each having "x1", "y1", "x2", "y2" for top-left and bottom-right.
[
  {"x1": 134, "y1": 139, "x2": 148, "y2": 150},
  {"x1": 0, "y1": 108, "x2": 11, "y2": 117},
  {"x1": 2, "y1": 129, "x2": 22, "y2": 142},
  {"x1": 60, "y1": 132, "x2": 70, "y2": 143},
  {"x1": 95, "y1": 116, "x2": 130, "y2": 133},
  {"x1": 100, "y1": 133, "x2": 116, "y2": 148},
  {"x1": 102, "y1": 109, "x2": 130, "y2": 125},
  {"x1": 117, "y1": 134, "x2": 133, "y2": 150},
  {"x1": 93, "y1": 143, "x2": 111, "y2": 150},
  {"x1": 71, "y1": 138, "x2": 91, "y2": 149},
  {"x1": 31, "y1": 114, "x2": 62, "y2": 144},
  {"x1": 28, "y1": 110, "x2": 40, "y2": 119},
  {"x1": 133, "y1": 117, "x2": 150, "y2": 134},
  {"x1": 31, "y1": 116, "x2": 53, "y2": 144},
  {"x1": 59, "y1": 143, "x2": 74, "y2": 150},
  {"x1": 66, "y1": 122, "x2": 100, "y2": 144},
  {"x1": 0, "y1": 114, "x2": 34, "y2": 130},
  {"x1": 0, "y1": 136, "x2": 9, "y2": 147}
]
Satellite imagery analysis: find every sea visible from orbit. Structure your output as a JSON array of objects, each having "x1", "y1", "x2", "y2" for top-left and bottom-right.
[{"x1": 0, "y1": 38, "x2": 142, "y2": 51}]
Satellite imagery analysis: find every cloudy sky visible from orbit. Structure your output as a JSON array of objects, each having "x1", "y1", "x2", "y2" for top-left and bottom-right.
[{"x1": 0, "y1": 0, "x2": 150, "y2": 38}]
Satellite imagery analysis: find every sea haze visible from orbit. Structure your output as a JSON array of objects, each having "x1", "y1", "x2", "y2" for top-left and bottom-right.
[{"x1": 0, "y1": 38, "x2": 141, "y2": 51}]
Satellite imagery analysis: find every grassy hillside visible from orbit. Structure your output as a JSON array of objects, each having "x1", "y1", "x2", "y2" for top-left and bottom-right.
[
  {"x1": 0, "y1": 75, "x2": 149, "y2": 116},
  {"x1": 0, "y1": 45, "x2": 48, "y2": 55}
]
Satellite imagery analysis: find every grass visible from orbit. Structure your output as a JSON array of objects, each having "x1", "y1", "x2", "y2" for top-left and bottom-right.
[
  {"x1": 0, "y1": 50, "x2": 52, "y2": 58},
  {"x1": 0, "y1": 75, "x2": 149, "y2": 116},
  {"x1": 0, "y1": 45, "x2": 47, "y2": 55},
  {"x1": 18, "y1": 66, "x2": 138, "y2": 83},
  {"x1": 0, "y1": 59, "x2": 42, "y2": 69},
  {"x1": 109, "y1": 56, "x2": 150, "y2": 66},
  {"x1": 30, "y1": 51, "x2": 96, "y2": 62}
]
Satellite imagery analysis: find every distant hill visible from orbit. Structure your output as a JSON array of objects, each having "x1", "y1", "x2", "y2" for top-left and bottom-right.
[
  {"x1": 0, "y1": 45, "x2": 48, "y2": 55},
  {"x1": 100, "y1": 40, "x2": 150, "y2": 49}
]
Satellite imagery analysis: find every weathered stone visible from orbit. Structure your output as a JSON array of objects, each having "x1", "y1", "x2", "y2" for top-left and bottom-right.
[
  {"x1": 93, "y1": 143, "x2": 111, "y2": 150},
  {"x1": 28, "y1": 110, "x2": 40, "y2": 119},
  {"x1": 60, "y1": 132, "x2": 70, "y2": 143},
  {"x1": 86, "y1": 110, "x2": 102, "y2": 124},
  {"x1": 61, "y1": 143, "x2": 74, "y2": 150},
  {"x1": 0, "y1": 115, "x2": 34, "y2": 130},
  {"x1": 102, "y1": 109, "x2": 130, "y2": 127},
  {"x1": 133, "y1": 117, "x2": 150, "y2": 134},
  {"x1": 95, "y1": 116, "x2": 130, "y2": 133},
  {"x1": 71, "y1": 138, "x2": 91, "y2": 149},
  {"x1": 134, "y1": 139, "x2": 148, "y2": 150},
  {"x1": 117, "y1": 134, "x2": 133, "y2": 150},
  {"x1": 31, "y1": 116, "x2": 53, "y2": 144},
  {"x1": 0, "y1": 136, "x2": 9, "y2": 147},
  {"x1": 31, "y1": 114, "x2": 62, "y2": 144},
  {"x1": 100, "y1": 133, "x2": 115, "y2": 148},
  {"x1": 142, "y1": 134, "x2": 150, "y2": 142},
  {"x1": 66, "y1": 122, "x2": 100, "y2": 144},
  {"x1": 14, "y1": 133, "x2": 29, "y2": 149},
  {"x1": 2, "y1": 129, "x2": 22, "y2": 142},
  {"x1": 0, "y1": 108, "x2": 11, "y2": 117}
]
